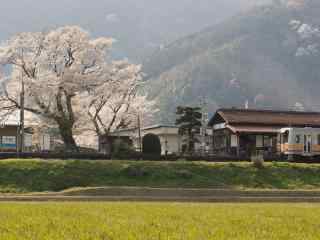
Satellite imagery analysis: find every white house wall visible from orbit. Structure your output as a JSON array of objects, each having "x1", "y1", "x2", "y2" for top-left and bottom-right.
[
  {"x1": 159, "y1": 134, "x2": 181, "y2": 155},
  {"x1": 112, "y1": 126, "x2": 212, "y2": 155}
]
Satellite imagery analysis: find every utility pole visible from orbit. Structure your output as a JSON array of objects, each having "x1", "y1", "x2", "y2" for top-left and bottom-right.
[
  {"x1": 19, "y1": 72, "x2": 25, "y2": 154},
  {"x1": 163, "y1": 77, "x2": 169, "y2": 158},
  {"x1": 199, "y1": 97, "x2": 208, "y2": 156},
  {"x1": 164, "y1": 127, "x2": 168, "y2": 160},
  {"x1": 137, "y1": 113, "x2": 142, "y2": 155},
  {"x1": 17, "y1": 49, "x2": 25, "y2": 156}
]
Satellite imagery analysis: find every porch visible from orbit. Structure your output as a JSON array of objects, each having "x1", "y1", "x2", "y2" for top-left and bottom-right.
[{"x1": 213, "y1": 125, "x2": 280, "y2": 158}]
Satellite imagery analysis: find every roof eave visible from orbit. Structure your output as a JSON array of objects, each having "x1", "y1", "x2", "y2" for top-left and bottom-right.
[{"x1": 208, "y1": 110, "x2": 229, "y2": 126}]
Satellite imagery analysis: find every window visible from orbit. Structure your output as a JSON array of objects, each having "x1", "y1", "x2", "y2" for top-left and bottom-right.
[
  {"x1": 214, "y1": 135, "x2": 226, "y2": 149},
  {"x1": 318, "y1": 135, "x2": 320, "y2": 145},
  {"x1": 213, "y1": 123, "x2": 226, "y2": 130},
  {"x1": 263, "y1": 136, "x2": 271, "y2": 147},
  {"x1": 1, "y1": 136, "x2": 16, "y2": 148},
  {"x1": 256, "y1": 135, "x2": 263, "y2": 148},
  {"x1": 283, "y1": 131, "x2": 289, "y2": 144},
  {"x1": 295, "y1": 135, "x2": 301, "y2": 144},
  {"x1": 2, "y1": 136, "x2": 16, "y2": 144},
  {"x1": 231, "y1": 135, "x2": 238, "y2": 147}
]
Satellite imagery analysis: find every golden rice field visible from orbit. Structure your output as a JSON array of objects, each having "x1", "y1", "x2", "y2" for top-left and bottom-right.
[{"x1": 0, "y1": 203, "x2": 319, "y2": 240}]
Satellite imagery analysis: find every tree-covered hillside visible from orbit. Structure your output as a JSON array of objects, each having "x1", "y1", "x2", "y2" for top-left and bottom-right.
[{"x1": 144, "y1": 0, "x2": 320, "y2": 123}]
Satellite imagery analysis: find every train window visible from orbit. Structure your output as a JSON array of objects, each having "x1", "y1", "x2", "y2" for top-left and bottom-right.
[
  {"x1": 295, "y1": 135, "x2": 301, "y2": 144},
  {"x1": 283, "y1": 131, "x2": 289, "y2": 143}
]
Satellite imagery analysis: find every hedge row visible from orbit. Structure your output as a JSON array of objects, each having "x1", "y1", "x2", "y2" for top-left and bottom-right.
[{"x1": 1, "y1": 152, "x2": 320, "y2": 163}]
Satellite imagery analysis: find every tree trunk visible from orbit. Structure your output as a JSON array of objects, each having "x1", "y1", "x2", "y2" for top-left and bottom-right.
[
  {"x1": 57, "y1": 120, "x2": 78, "y2": 152},
  {"x1": 98, "y1": 134, "x2": 111, "y2": 155},
  {"x1": 54, "y1": 89, "x2": 78, "y2": 153},
  {"x1": 188, "y1": 129, "x2": 193, "y2": 154}
]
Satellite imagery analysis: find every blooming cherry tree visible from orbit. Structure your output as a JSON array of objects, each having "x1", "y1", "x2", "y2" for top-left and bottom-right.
[
  {"x1": 0, "y1": 26, "x2": 111, "y2": 151},
  {"x1": 0, "y1": 26, "x2": 156, "y2": 152},
  {"x1": 78, "y1": 61, "x2": 157, "y2": 155},
  {"x1": 290, "y1": 20, "x2": 320, "y2": 57}
]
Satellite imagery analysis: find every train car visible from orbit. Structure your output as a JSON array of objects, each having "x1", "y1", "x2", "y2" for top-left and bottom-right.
[{"x1": 278, "y1": 127, "x2": 320, "y2": 158}]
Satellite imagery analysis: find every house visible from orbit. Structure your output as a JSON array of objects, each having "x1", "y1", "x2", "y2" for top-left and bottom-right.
[
  {"x1": 208, "y1": 108, "x2": 320, "y2": 158},
  {"x1": 0, "y1": 117, "x2": 33, "y2": 152},
  {"x1": 0, "y1": 113, "x2": 53, "y2": 152},
  {"x1": 105, "y1": 125, "x2": 213, "y2": 155},
  {"x1": 108, "y1": 125, "x2": 182, "y2": 155},
  {"x1": 0, "y1": 123, "x2": 21, "y2": 152}
]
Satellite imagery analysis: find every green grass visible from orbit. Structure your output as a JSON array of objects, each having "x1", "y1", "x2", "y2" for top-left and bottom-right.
[
  {"x1": 1, "y1": 159, "x2": 320, "y2": 193},
  {"x1": 0, "y1": 202, "x2": 319, "y2": 239}
]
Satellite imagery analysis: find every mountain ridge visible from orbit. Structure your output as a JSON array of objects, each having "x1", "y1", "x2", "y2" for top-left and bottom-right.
[{"x1": 143, "y1": 1, "x2": 320, "y2": 123}]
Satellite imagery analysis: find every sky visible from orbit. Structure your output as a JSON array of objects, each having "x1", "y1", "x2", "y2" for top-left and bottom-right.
[{"x1": 0, "y1": 0, "x2": 260, "y2": 61}]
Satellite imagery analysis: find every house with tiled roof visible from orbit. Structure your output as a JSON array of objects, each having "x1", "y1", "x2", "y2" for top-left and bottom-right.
[{"x1": 208, "y1": 108, "x2": 320, "y2": 158}]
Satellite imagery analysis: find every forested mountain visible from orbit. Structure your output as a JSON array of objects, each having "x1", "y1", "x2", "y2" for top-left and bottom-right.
[{"x1": 144, "y1": 0, "x2": 320, "y2": 123}]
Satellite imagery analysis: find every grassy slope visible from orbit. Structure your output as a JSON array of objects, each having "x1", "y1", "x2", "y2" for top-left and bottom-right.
[
  {"x1": 0, "y1": 203, "x2": 319, "y2": 239},
  {"x1": 1, "y1": 160, "x2": 320, "y2": 193}
]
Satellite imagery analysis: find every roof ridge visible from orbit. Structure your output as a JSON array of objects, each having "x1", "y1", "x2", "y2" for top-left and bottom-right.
[
  {"x1": 218, "y1": 108, "x2": 320, "y2": 115},
  {"x1": 209, "y1": 108, "x2": 320, "y2": 127}
]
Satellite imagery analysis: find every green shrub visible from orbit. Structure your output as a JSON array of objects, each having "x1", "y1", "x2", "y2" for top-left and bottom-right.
[
  {"x1": 251, "y1": 155, "x2": 265, "y2": 169},
  {"x1": 142, "y1": 134, "x2": 161, "y2": 156},
  {"x1": 112, "y1": 139, "x2": 136, "y2": 159}
]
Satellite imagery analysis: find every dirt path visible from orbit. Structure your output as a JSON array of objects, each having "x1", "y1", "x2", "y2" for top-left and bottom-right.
[{"x1": 2, "y1": 187, "x2": 320, "y2": 202}]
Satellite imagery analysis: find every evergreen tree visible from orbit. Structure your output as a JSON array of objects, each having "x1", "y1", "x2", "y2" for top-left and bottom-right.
[{"x1": 175, "y1": 106, "x2": 202, "y2": 154}]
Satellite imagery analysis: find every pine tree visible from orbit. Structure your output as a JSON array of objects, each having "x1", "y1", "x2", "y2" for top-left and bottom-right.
[{"x1": 175, "y1": 106, "x2": 202, "y2": 154}]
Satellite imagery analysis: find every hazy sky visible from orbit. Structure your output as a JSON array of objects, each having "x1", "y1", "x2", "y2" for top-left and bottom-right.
[{"x1": 0, "y1": 0, "x2": 259, "y2": 60}]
